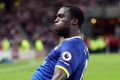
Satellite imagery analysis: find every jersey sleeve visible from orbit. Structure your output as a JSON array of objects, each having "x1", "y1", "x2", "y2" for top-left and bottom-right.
[{"x1": 55, "y1": 41, "x2": 81, "y2": 78}]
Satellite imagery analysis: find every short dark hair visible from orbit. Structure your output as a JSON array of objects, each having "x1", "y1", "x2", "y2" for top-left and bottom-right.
[{"x1": 62, "y1": 4, "x2": 84, "y2": 29}]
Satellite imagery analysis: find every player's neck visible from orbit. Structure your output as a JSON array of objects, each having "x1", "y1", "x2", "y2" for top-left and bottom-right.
[
  {"x1": 63, "y1": 25, "x2": 81, "y2": 38},
  {"x1": 69, "y1": 25, "x2": 81, "y2": 38},
  {"x1": 64, "y1": 29, "x2": 81, "y2": 38},
  {"x1": 70, "y1": 30, "x2": 81, "y2": 37}
]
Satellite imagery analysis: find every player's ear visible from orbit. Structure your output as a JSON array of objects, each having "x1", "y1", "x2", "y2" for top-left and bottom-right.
[{"x1": 70, "y1": 18, "x2": 78, "y2": 25}]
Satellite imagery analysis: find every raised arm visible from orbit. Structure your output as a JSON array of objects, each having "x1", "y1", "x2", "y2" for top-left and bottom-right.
[{"x1": 52, "y1": 67, "x2": 67, "y2": 80}]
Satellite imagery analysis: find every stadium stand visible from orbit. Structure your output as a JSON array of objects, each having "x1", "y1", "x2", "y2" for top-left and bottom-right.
[{"x1": 0, "y1": 0, "x2": 120, "y2": 61}]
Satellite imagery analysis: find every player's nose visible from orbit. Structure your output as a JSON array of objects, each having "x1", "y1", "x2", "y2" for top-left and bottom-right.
[{"x1": 54, "y1": 18, "x2": 59, "y2": 24}]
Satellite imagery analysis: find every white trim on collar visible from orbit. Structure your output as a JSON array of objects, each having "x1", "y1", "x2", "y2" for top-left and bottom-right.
[{"x1": 65, "y1": 36, "x2": 82, "y2": 41}]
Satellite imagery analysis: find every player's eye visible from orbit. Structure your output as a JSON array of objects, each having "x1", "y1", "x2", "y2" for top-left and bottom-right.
[{"x1": 58, "y1": 14, "x2": 64, "y2": 18}]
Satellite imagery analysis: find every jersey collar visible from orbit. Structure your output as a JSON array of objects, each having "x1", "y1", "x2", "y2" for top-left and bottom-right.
[{"x1": 64, "y1": 36, "x2": 82, "y2": 41}]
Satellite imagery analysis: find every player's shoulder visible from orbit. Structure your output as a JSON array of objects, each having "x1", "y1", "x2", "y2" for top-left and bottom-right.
[{"x1": 60, "y1": 36, "x2": 83, "y2": 49}]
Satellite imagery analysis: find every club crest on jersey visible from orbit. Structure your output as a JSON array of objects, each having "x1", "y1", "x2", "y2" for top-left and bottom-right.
[{"x1": 62, "y1": 52, "x2": 72, "y2": 61}]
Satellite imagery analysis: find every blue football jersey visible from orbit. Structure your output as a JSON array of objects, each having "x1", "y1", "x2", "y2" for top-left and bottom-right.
[{"x1": 32, "y1": 36, "x2": 89, "y2": 80}]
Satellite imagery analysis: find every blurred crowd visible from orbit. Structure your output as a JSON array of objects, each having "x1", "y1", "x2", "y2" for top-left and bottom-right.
[
  {"x1": 0, "y1": 0, "x2": 60, "y2": 52},
  {"x1": 0, "y1": 0, "x2": 120, "y2": 62},
  {"x1": 0, "y1": 0, "x2": 60, "y2": 62}
]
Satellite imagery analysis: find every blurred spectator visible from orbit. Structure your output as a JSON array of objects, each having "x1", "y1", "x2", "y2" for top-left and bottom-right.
[
  {"x1": 87, "y1": 36, "x2": 106, "y2": 53},
  {"x1": 20, "y1": 39, "x2": 30, "y2": 51},
  {"x1": 34, "y1": 38, "x2": 45, "y2": 58},
  {"x1": 35, "y1": 39, "x2": 44, "y2": 52},
  {"x1": 1, "y1": 38, "x2": 10, "y2": 51}
]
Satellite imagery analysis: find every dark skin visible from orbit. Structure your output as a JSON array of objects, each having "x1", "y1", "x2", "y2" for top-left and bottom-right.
[
  {"x1": 53, "y1": 7, "x2": 80, "y2": 38},
  {"x1": 52, "y1": 7, "x2": 81, "y2": 80}
]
